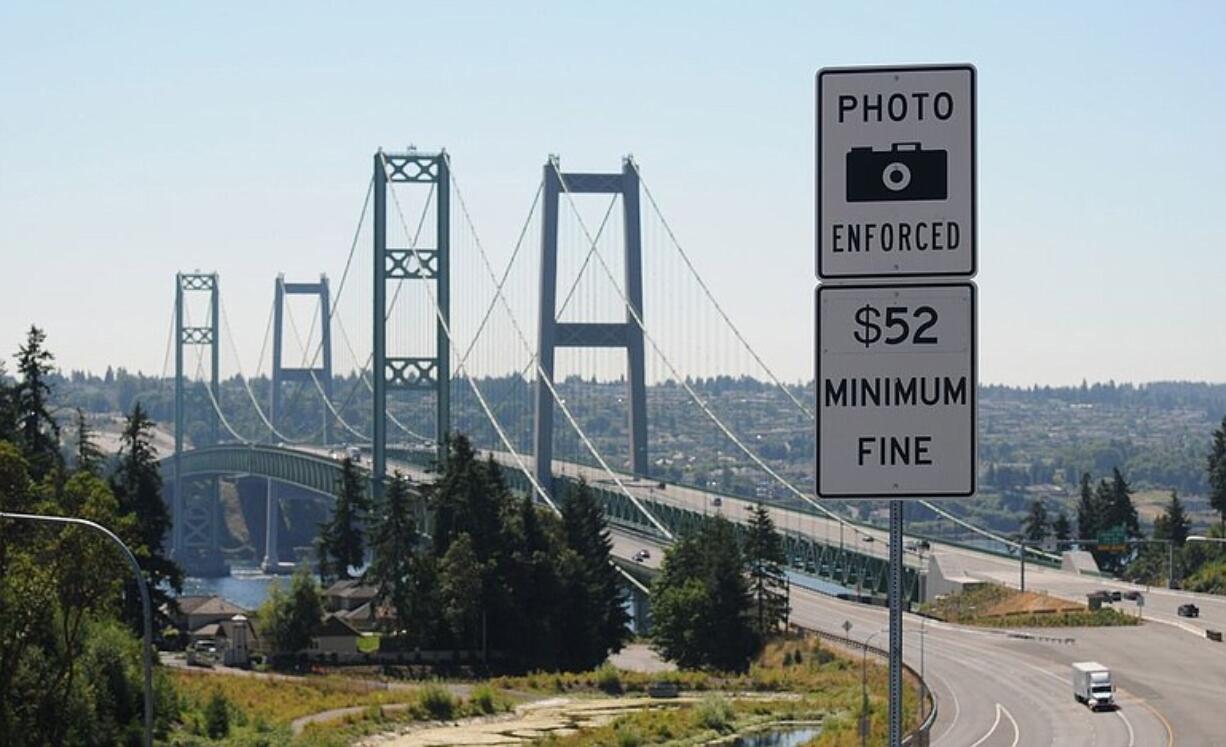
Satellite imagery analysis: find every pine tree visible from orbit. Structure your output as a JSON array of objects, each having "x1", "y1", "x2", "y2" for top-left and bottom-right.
[
  {"x1": 559, "y1": 479, "x2": 630, "y2": 670},
  {"x1": 317, "y1": 457, "x2": 368, "y2": 581},
  {"x1": 1052, "y1": 511, "x2": 1072, "y2": 542},
  {"x1": 1023, "y1": 499, "x2": 1050, "y2": 543},
  {"x1": 1104, "y1": 468, "x2": 1140, "y2": 538},
  {"x1": 651, "y1": 516, "x2": 759, "y2": 671},
  {"x1": 73, "y1": 408, "x2": 104, "y2": 474},
  {"x1": 1208, "y1": 416, "x2": 1226, "y2": 530},
  {"x1": 1154, "y1": 491, "x2": 1191, "y2": 547},
  {"x1": 744, "y1": 503, "x2": 788, "y2": 638},
  {"x1": 439, "y1": 533, "x2": 483, "y2": 652},
  {"x1": 110, "y1": 402, "x2": 182, "y2": 629},
  {"x1": 1076, "y1": 472, "x2": 1099, "y2": 540},
  {"x1": 13, "y1": 326, "x2": 61, "y2": 482},
  {"x1": 257, "y1": 566, "x2": 324, "y2": 654},
  {"x1": 364, "y1": 471, "x2": 419, "y2": 634}
]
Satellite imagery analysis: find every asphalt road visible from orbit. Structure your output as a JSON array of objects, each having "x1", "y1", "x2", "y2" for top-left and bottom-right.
[{"x1": 328, "y1": 445, "x2": 1213, "y2": 744}]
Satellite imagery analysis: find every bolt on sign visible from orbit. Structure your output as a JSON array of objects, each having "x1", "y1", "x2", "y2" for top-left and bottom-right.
[
  {"x1": 816, "y1": 283, "x2": 976, "y2": 498},
  {"x1": 816, "y1": 65, "x2": 976, "y2": 280}
]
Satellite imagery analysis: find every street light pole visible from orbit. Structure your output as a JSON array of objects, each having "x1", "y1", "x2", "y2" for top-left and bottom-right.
[
  {"x1": 861, "y1": 629, "x2": 885, "y2": 747},
  {"x1": 0, "y1": 511, "x2": 154, "y2": 747}
]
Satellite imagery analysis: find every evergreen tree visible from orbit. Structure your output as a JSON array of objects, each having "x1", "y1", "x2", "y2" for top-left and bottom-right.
[
  {"x1": 109, "y1": 402, "x2": 182, "y2": 630},
  {"x1": 1023, "y1": 499, "x2": 1050, "y2": 543},
  {"x1": 364, "y1": 472, "x2": 418, "y2": 634},
  {"x1": 1076, "y1": 472, "x2": 1099, "y2": 541},
  {"x1": 558, "y1": 479, "x2": 630, "y2": 670},
  {"x1": 205, "y1": 691, "x2": 230, "y2": 739},
  {"x1": 1208, "y1": 416, "x2": 1226, "y2": 529},
  {"x1": 439, "y1": 532, "x2": 483, "y2": 653},
  {"x1": 13, "y1": 326, "x2": 61, "y2": 482},
  {"x1": 72, "y1": 408, "x2": 104, "y2": 474},
  {"x1": 744, "y1": 503, "x2": 788, "y2": 638},
  {"x1": 1052, "y1": 511, "x2": 1072, "y2": 543},
  {"x1": 1153, "y1": 491, "x2": 1191, "y2": 547},
  {"x1": 651, "y1": 516, "x2": 759, "y2": 671},
  {"x1": 317, "y1": 457, "x2": 368, "y2": 581},
  {"x1": 1103, "y1": 468, "x2": 1140, "y2": 538},
  {"x1": 508, "y1": 493, "x2": 565, "y2": 670}
]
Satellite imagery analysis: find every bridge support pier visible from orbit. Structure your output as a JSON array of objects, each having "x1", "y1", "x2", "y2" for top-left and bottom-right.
[{"x1": 261, "y1": 477, "x2": 281, "y2": 573}]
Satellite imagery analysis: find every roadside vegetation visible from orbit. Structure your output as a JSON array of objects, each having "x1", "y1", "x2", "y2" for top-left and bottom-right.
[{"x1": 920, "y1": 583, "x2": 1139, "y2": 628}]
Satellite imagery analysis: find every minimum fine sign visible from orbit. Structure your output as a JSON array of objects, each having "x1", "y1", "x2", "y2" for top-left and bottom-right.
[
  {"x1": 816, "y1": 282, "x2": 976, "y2": 498},
  {"x1": 817, "y1": 64, "x2": 976, "y2": 279}
]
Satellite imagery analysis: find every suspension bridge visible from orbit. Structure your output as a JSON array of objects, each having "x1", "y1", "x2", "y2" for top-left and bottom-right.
[{"x1": 159, "y1": 148, "x2": 1057, "y2": 611}]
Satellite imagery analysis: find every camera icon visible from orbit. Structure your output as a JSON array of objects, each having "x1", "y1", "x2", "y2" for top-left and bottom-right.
[{"x1": 845, "y1": 143, "x2": 948, "y2": 202}]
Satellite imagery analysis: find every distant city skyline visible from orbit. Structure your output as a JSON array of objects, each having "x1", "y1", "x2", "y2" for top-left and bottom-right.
[{"x1": 3, "y1": 3, "x2": 1225, "y2": 387}]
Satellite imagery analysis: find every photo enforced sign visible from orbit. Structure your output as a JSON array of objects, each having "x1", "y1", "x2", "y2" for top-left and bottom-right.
[{"x1": 817, "y1": 65, "x2": 976, "y2": 279}]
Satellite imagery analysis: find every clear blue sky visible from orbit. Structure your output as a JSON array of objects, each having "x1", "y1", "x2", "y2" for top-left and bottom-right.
[{"x1": 2, "y1": 2, "x2": 1224, "y2": 386}]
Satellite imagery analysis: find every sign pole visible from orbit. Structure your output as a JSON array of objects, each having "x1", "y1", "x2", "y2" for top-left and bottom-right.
[{"x1": 888, "y1": 501, "x2": 903, "y2": 746}]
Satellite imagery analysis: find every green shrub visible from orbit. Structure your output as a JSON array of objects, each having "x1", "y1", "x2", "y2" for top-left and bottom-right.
[
  {"x1": 205, "y1": 690, "x2": 230, "y2": 739},
  {"x1": 469, "y1": 684, "x2": 498, "y2": 715},
  {"x1": 615, "y1": 724, "x2": 643, "y2": 747},
  {"x1": 695, "y1": 694, "x2": 733, "y2": 733},
  {"x1": 418, "y1": 684, "x2": 457, "y2": 720},
  {"x1": 596, "y1": 663, "x2": 624, "y2": 695}
]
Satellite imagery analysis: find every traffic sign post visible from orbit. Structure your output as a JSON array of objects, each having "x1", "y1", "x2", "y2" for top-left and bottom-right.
[
  {"x1": 815, "y1": 63, "x2": 978, "y2": 747},
  {"x1": 817, "y1": 64, "x2": 976, "y2": 280}
]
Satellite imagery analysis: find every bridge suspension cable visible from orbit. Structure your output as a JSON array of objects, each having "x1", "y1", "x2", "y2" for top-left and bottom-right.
[
  {"x1": 442, "y1": 154, "x2": 673, "y2": 539},
  {"x1": 551, "y1": 156, "x2": 871, "y2": 542},
  {"x1": 629, "y1": 160, "x2": 1060, "y2": 562},
  {"x1": 379, "y1": 152, "x2": 558, "y2": 513}
]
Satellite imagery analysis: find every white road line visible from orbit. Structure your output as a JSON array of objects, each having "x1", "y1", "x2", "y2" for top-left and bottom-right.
[
  {"x1": 929, "y1": 670, "x2": 961, "y2": 745},
  {"x1": 1115, "y1": 708, "x2": 1135, "y2": 747},
  {"x1": 968, "y1": 703, "x2": 1003, "y2": 747},
  {"x1": 1000, "y1": 703, "x2": 1020, "y2": 747}
]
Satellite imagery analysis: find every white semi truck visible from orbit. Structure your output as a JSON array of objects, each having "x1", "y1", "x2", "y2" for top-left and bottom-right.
[{"x1": 1071, "y1": 662, "x2": 1114, "y2": 710}]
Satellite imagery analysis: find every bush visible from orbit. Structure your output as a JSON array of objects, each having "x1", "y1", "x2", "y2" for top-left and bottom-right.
[
  {"x1": 695, "y1": 694, "x2": 733, "y2": 733},
  {"x1": 205, "y1": 690, "x2": 230, "y2": 739},
  {"x1": 418, "y1": 684, "x2": 457, "y2": 720},
  {"x1": 615, "y1": 724, "x2": 644, "y2": 747},
  {"x1": 596, "y1": 663, "x2": 624, "y2": 695},
  {"x1": 469, "y1": 684, "x2": 498, "y2": 715}
]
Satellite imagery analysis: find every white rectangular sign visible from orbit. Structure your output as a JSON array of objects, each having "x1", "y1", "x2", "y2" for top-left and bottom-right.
[
  {"x1": 817, "y1": 64, "x2": 976, "y2": 279},
  {"x1": 816, "y1": 282, "x2": 976, "y2": 498}
]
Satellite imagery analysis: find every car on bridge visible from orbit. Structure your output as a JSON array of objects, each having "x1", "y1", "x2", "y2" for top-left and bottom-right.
[
  {"x1": 633, "y1": 549, "x2": 651, "y2": 563},
  {"x1": 1179, "y1": 603, "x2": 1200, "y2": 618}
]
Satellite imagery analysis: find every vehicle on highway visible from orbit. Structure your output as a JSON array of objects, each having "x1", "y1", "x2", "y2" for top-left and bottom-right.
[
  {"x1": 633, "y1": 549, "x2": 650, "y2": 563},
  {"x1": 1071, "y1": 661, "x2": 1115, "y2": 710},
  {"x1": 1179, "y1": 603, "x2": 1200, "y2": 618},
  {"x1": 347, "y1": 446, "x2": 362, "y2": 463},
  {"x1": 1123, "y1": 590, "x2": 1141, "y2": 601},
  {"x1": 1110, "y1": 590, "x2": 1122, "y2": 602},
  {"x1": 711, "y1": 496, "x2": 722, "y2": 507}
]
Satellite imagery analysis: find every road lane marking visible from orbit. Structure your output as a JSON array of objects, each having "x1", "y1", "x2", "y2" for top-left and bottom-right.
[
  {"x1": 999, "y1": 703, "x2": 1020, "y2": 747},
  {"x1": 1114, "y1": 708, "x2": 1135, "y2": 747},
  {"x1": 968, "y1": 703, "x2": 1003, "y2": 747},
  {"x1": 929, "y1": 670, "x2": 960, "y2": 745}
]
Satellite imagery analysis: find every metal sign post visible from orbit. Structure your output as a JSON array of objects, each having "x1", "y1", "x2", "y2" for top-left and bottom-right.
[{"x1": 816, "y1": 63, "x2": 978, "y2": 747}]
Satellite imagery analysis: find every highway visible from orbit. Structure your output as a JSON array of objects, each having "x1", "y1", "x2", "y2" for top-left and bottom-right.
[
  {"x1": 314, "y1": 445, "x2": 1216, "y2": 743},
  {"x1": 612, "y1": 527, "x2": 1175, "y2": 746}
]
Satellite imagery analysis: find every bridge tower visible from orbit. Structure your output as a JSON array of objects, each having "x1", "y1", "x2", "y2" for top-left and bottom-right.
[
  {"x1": 173, "y1": 271, "x2": 228, "y2": 576},
  {"x1": 372, "y1": 149, "x2": 450, "y2": 498},
  {"x1": 263, "y1": 274, "x2": 334, "y2": 571},
  {"x1": 534, "y1": 158, "x2": 648, "y2": 496},
  {"x1": 271, "y1": 273, "x2": 335, "y2": 444}
]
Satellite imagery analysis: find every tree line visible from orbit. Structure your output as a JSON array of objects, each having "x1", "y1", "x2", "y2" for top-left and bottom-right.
[{"x1": 0, "y1": 327, "x2": 181, "y2": 743}]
